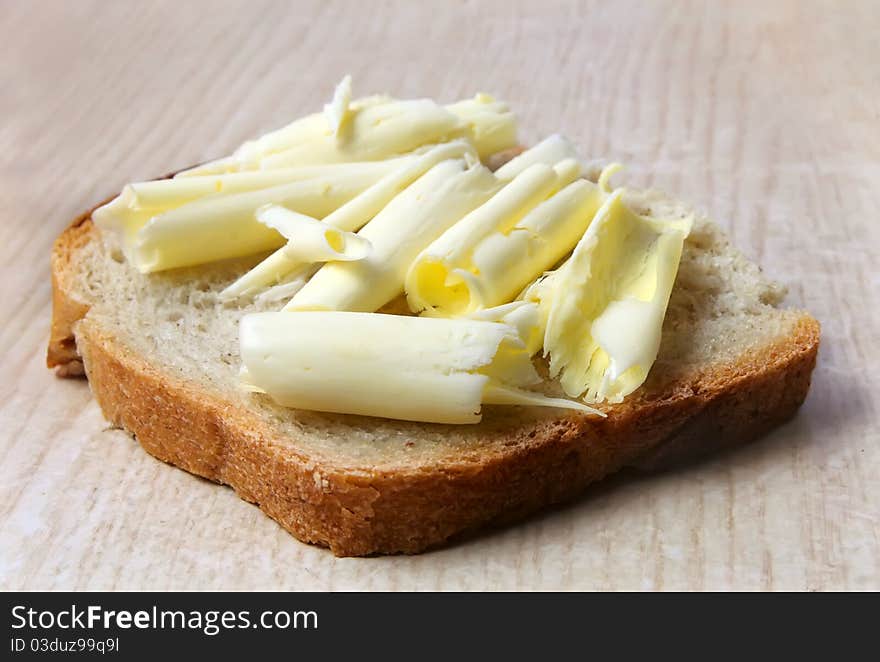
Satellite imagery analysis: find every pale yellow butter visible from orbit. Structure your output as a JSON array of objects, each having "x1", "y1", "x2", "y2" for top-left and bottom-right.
[
  {"x1": 405, "y1": 159, "x2": 590, "y2": 317},
  {"x1": 445, "y1": 93, "x2": 517, "y2": 159},
  {"x1": 494, "y1": 134, "x2": 580, "y2": 181},
  {"x1": 175, "y1": 94, "x2": 393, "y2": 177},
  {"x1": 176, "y1": 78, "x2": 517, "y2": 176},
  {"x1": 131, "y1": 167, "x2": 389, "y2": 273},
  {"x1": 254, "y1": 205, "x2": 370, "y2": 263},
  {"x1": 258, "y1": 99, "x2": 466, "y2": 169},
  {"x1": 466, "y1": 301, "x2": 543, "y2": 356},
  {"x1": 220, "y1": 140, "x2": 477, "y2": 300},
  {"x1": 93, "y1": 159, "x2": 413, "y2": 235},
  {"x1": 542, "y1": 188, "x2": 692, "y2": 403},
  {"x1": 239, "y1": 311, "x2": 600, "y2": 424},
  {"x1": 253, "y1": 266, "x2": 320, "y2": 305},
  {"x1": 324, "y1": 74, "x2": 353, "y2": 137},
  {"x1": 284, "y1": 159, "x2": 501, "y2": 312}
]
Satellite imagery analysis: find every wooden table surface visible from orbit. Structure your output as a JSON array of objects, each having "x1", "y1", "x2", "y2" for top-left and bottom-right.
[{"x1": 2, "y1": 0, "x2": 878, "y2": 591}]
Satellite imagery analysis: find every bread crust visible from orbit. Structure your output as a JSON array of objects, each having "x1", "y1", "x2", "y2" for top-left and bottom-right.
[{"x1": 48, "y1": 212, "x2": 820, "y2": 556}]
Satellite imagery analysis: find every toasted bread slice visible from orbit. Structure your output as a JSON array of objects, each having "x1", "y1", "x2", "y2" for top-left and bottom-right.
[{"x1": 47, "y1": 175, "x2": 819, "y2": 556}]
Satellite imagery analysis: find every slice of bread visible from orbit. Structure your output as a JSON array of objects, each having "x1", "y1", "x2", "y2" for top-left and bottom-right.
[{"x1": 47, "y1": 174, "x2": 820, "y2": 556}]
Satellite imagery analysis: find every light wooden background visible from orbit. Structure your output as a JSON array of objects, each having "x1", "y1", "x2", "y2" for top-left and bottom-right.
[{"x1": 2, "y1": 0, "x2": 878, "y2": 591}]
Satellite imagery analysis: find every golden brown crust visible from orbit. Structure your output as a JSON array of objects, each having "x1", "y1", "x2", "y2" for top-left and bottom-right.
[
  {"x1": 48, "y1": 215, "x2": 820, "y2": 556},
  {"x1": 47, "y1": 203, "x2": 103, "y2": 373}
]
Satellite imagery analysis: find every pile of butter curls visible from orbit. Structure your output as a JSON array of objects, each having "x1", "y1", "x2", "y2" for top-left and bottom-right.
[{"x1": 94, "y1": 76, "x2": 692, "y2": 424}]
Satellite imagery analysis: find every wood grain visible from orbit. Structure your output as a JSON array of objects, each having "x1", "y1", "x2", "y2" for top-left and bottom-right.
[{"x1": 1, "y1": 0, "x2": 878, "y2": 590}]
